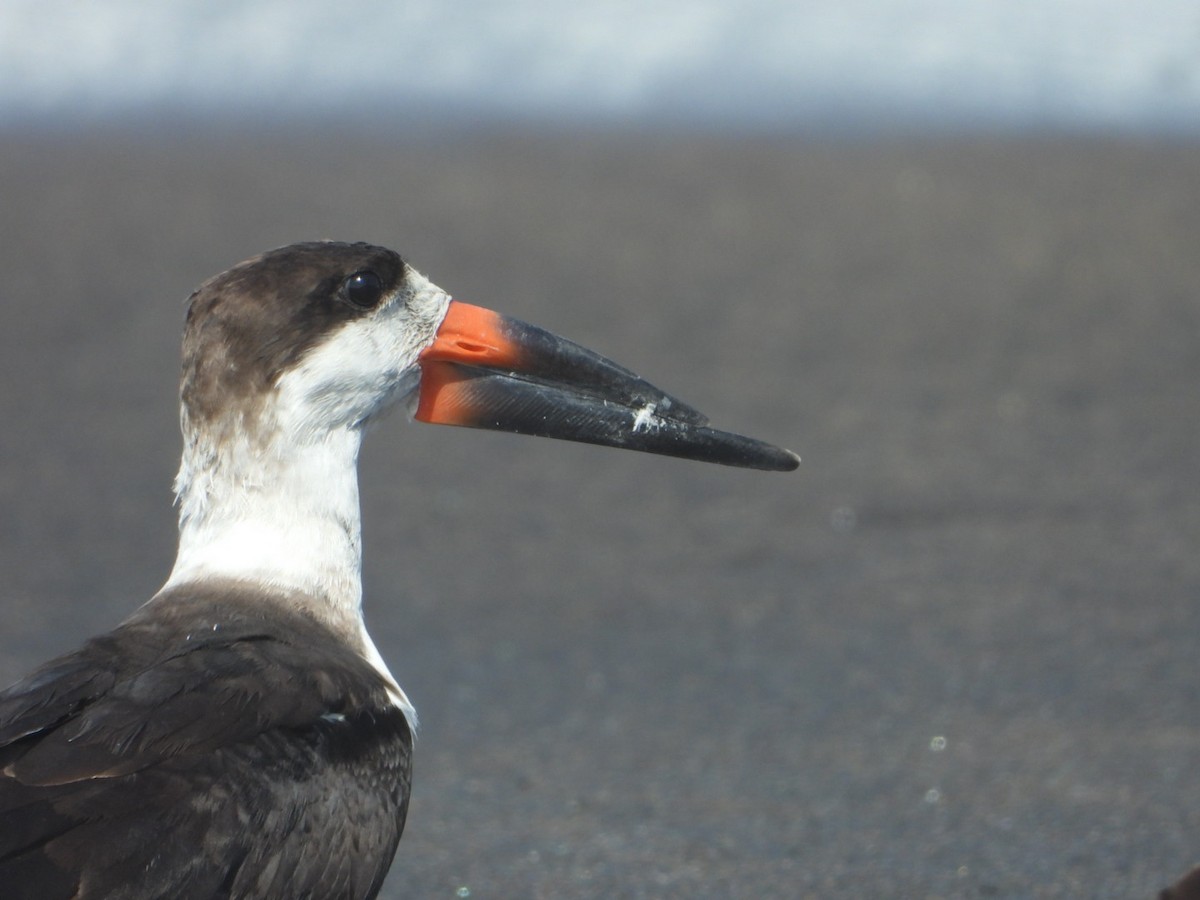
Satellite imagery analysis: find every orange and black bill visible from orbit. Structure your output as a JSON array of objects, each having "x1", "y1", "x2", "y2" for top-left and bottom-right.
[{"x1": 416, "y1": 301, "x2": 799, "y2": 472}]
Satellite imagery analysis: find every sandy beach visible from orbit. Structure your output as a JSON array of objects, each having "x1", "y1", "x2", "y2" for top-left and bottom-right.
[{"x1": 1, "y1": 126, "x2": 1197, "y2": 898}]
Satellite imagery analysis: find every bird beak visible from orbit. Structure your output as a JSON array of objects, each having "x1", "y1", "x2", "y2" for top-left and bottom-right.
[{"x1": 415, "y1": 301, "x2": 799, "y2": 472}]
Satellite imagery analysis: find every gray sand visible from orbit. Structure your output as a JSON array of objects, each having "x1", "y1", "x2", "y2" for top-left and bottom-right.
[{"x1": 1, "y1": 127, "x2": 1197, "y2": 898}]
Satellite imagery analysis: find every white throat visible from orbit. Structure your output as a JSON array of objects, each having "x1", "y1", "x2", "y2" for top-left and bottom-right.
[
  {"x1": 165, "y1": 423, "x2": 367, "y2": 618},
  {"x1": 161, "y1": 378, "x2": 416, "y2": 728}
]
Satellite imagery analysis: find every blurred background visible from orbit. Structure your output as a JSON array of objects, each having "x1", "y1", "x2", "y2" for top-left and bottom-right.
[
  {"x1": 2, "y1": 0, "x2": 1199, "y2": 132},
  {"x1": 2, "y1": 2, "x2": 1199, "y2": 898}
]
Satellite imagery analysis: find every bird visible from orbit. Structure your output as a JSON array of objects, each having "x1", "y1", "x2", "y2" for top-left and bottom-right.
[{"x1": 0, "y1": 241, "x2": 798, "y2": 899}]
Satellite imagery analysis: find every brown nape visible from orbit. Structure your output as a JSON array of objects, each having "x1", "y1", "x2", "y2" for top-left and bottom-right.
[{"x1": 180, "y1": 242, "x2": 407, "y2": 427}]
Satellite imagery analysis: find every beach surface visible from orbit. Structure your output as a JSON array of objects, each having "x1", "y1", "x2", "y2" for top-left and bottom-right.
[{"x1": 1, "y1": 127, "x2": 1197, "y2": 898}]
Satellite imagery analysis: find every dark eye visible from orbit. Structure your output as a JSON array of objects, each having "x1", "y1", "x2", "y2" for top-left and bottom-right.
[{"x1": 342, "y1": 271, "x2": 385, "y2": 309}]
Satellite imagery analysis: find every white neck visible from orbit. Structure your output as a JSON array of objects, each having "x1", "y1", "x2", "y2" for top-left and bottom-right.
[
  {"x1": 164, "y1": 422, "x2": 366, "y2": 627},
  {"x1": 162, "y1": 418, "x2": 416, "y2": 728}
]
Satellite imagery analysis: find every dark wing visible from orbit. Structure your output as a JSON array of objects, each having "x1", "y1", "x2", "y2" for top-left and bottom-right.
[{"x1": 0, "y1": 593, "x2": 412, "y2": 900}]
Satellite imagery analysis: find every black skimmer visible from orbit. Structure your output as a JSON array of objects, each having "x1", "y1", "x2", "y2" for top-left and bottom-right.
[{"x1": 0, "y1": 241, "x2": 798, "y2": 899}]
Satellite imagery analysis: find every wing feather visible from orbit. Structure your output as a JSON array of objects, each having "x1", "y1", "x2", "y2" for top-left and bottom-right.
[{"x1": 0, "y1": 591, "x2": 412, "y2": 900}]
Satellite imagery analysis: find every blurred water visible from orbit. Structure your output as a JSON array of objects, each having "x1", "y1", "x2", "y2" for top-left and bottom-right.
[{"x1": 2, "y1": 0, "x2": 1198, "y2": 131}]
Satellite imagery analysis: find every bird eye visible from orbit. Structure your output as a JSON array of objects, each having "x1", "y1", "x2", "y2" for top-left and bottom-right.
[{"x1": 342, "y1": 271, "x2": 385, "y2": 309}]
